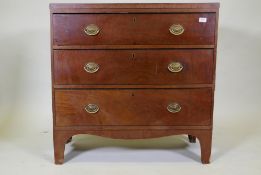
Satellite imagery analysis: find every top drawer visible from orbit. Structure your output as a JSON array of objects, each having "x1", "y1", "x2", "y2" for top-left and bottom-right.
[{"x1": 52, "y1": 13, "x2": 216, "y2": 46}]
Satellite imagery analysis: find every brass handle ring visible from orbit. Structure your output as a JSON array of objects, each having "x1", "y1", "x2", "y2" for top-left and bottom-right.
[
  {"x1": 167, "y1": 103, "x2": 181, "y2": 113},
  {"x1": 85, "y1": 104, "x2": 99, "y2": 114},
  {"x1": 84, "y1": 62, "x2": 99, "y2": 73},
  {"x1": 169, "y1": 24, "x2": 184, "y2": 35},
  {"x1": 168, "y1": 62, "x2": 183, "y2": 73},
  {"x1": 84, "y1": 24, "x2": 100, "y2": 36}
]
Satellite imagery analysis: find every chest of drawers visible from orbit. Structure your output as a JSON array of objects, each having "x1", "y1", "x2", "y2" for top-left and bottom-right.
[{"x1": 50, "y1": 3, "x2": 219, "y2": 164}]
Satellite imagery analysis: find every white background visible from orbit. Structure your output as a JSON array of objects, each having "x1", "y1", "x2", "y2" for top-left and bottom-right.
[{"x1": 0, "y1": 0, "x2": 261, "y2": 174}]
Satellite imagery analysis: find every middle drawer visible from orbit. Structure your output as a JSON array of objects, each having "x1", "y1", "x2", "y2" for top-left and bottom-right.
[{"x1": 54, "y1": 49, "x2": 213, "y2": 85}]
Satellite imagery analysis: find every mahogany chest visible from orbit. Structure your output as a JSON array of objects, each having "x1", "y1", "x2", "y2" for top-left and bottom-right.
[{"x1": 50, "y1": 3, "x2": 219, "y2": 164}]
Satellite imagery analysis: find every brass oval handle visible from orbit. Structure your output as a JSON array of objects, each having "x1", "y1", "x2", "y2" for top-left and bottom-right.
[
  {"x1": 84, "y1": 24, "x2": 100, "y2": 36},
  {"x1": 169, "y1": 24, "x2": 184, "y2": 35},
  {"x1": 85, "y1": 104, "x2": 99, "y2": 114},
  {"x1": 84, "y1": 62, "x2": 99, "y2": 73},
  {"x1": 168, "y1": 62, "x2": 183, "y2": 73},
  {"x1": 167, "y1": 103, "x2": 181, "y2": 113}
]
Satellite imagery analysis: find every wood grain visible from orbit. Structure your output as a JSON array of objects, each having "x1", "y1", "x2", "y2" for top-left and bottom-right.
[
  {"x1": 53, "y1": 129, "x2": 212, "y2": 164},
  {"x1": 53, "y1": 13, "x2": 215, "y2": 46},
  {"x1": 54, "y1": 49, "x2": 213, "y2": 85},
  {"x1": 55, "y1": 89, "x2": 212, "y2": 126},
  {"x1": 50, "y1": 3, "x2": 219, "y2": 164},
  {"x1": 50, "y1": 3, "x2": 220, "y2": 10},
  {"x1": 53, "y1": 45, "x2": 215, "y2": 50},
  {"x1": 53, "y1": 84, "x2": 214, "y2": 89}
]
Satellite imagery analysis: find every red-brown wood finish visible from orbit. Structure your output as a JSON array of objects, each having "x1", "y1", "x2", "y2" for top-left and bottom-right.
[
  {"x1": 50, "y1": 3, "x2": 219, "y2": 165},
  {"x1": 53, "y1": 13, "x2": 215, "y2": 46},
  {"x1": 54, "y1": 49, "x2": 213, "y2": 85},
  {"x1": 49, "y1": 3, "x2": 220, "y2": 10},
  {"x1": 54, "y1": 129, "x2": 212, "y2": 164},
  {"x1": 55, "y1": 89, "x2": 212, "y2": 126}
]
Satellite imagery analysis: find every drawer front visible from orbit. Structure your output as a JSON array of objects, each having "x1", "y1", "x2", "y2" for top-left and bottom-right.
[
  {"x1": 53, "y1": 13, "x2": 215, "y2": 46},
  {"x1": 54, "y1": 49, "x2": 213, "y2": 85},
  {"x1": 55, "y1": 89, "x2": 212, "y2": 126}
]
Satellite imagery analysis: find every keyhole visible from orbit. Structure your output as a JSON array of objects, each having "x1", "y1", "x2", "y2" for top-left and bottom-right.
[
  {"x1": 133, "y1": 17, "x2": 136, "y2": 23},
  {"x1": 132, "y1": 53, "x2": 135, "y2": 59}
]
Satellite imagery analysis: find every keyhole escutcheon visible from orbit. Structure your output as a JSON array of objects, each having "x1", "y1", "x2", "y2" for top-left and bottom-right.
[
  {"x1": 132, "y1": 53, "x2": 135, "y2": 59},
  {"x1": 133, "y1": 17, "x2": 136, "y2": 23}
]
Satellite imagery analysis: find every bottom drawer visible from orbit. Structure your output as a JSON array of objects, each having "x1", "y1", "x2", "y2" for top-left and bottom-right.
[{"x1": 55, "y1": 89, "x2": 212, "y2": 126}]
